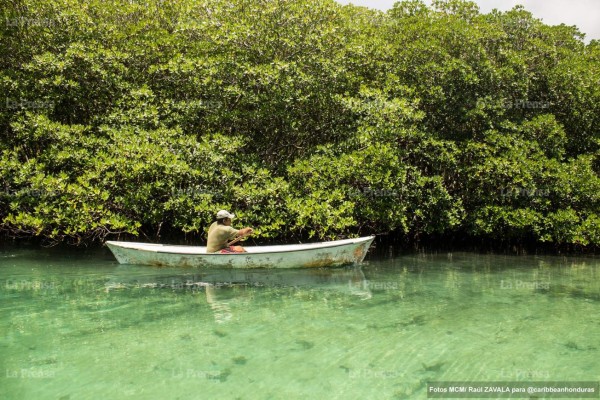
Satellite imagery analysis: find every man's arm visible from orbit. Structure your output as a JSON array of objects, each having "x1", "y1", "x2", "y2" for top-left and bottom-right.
[
  {"x1": 238, "y1": 227, "x2": 253, "y2": 237},
  {"x1": 226, "y1": 226, "x2": 252, "y2": 241}
]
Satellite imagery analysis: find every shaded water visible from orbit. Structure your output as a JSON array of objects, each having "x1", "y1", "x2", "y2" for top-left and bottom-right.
[{"x1": 1, "y1": 245, "x2": 599, "y2": 399}]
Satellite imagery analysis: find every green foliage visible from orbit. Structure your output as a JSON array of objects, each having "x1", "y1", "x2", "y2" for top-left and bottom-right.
[{"x1": 0, "y1": 0, "x2": 598, "y2": 249}]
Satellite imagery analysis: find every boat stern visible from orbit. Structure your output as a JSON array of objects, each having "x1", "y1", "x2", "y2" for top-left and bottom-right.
[
  {"x1": 300, "y1": 236, "x2": 375, "y2": 268},
  {"x1": 353, "y1": 236, "x2": 374, "y2": 263}
]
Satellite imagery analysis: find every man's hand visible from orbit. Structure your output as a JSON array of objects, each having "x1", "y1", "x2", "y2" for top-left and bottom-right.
[{"x1": 240, "y1": 227, "x2": 253, "y2": 236}]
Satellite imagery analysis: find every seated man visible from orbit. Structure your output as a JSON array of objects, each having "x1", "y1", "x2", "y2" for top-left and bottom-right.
[{"x1": 206, "y1": 210, "x2": 253, "y2": 253}]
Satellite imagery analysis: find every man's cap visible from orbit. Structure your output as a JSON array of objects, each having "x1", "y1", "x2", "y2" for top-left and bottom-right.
[{"x1": 216, "y1": 210, "x2": 235, "y2": 220}]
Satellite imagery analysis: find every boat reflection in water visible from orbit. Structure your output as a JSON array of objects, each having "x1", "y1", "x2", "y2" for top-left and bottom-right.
[{"x1": 104, "y1": 266, "x2": 372, "y2": 323}]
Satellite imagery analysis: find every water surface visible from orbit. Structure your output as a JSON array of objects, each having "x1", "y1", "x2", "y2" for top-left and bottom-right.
[{"x1": 1, "y1": 246, "x2": 599, "y2": 399}]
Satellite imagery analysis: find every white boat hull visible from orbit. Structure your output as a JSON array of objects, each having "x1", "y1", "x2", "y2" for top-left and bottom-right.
[{"x1": 105, "y1": 236, "x2": 375, "y2": 269}]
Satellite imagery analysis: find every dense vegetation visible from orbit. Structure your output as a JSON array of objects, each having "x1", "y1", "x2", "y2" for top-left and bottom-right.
[{"x1": 1, "y1": 0, "x2": 598, "y2": 249}]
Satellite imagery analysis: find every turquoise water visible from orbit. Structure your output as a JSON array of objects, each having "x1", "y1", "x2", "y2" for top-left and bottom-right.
[{"x1": 1, "y1": 246, "x2": 599, "y2": 399}]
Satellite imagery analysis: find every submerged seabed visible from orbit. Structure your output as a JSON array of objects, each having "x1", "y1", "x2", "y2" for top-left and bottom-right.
[{"x1": 1, "y1": 248, "x2": 599, "y2": 399}]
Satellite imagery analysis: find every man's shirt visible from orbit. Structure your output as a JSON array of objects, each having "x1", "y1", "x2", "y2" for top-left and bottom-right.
[{"x1": 206, "y1": 222, "x2": 239, "y2": 253}]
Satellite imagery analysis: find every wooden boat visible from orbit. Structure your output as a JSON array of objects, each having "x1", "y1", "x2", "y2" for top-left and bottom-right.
[{"x1": 105, "y1": 236, "x2": 375, "y2": 269}]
